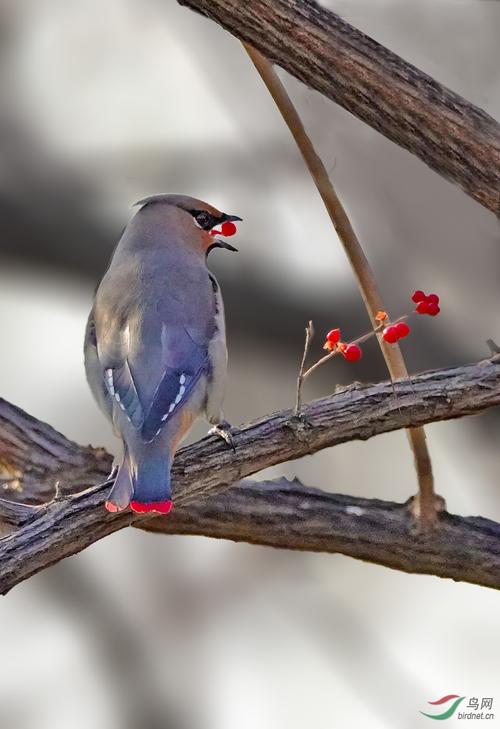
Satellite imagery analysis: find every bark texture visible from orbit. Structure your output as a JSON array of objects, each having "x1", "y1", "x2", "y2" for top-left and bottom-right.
[
  {"x1": 144, "y1": 479, "x2": 500, "y2": 591},
  {"x1": 0, "y1": 358, "x2": 499, "y2": 594},
  {"x1": 178, "y1": 0, "x2": 500, "y2": 213}
]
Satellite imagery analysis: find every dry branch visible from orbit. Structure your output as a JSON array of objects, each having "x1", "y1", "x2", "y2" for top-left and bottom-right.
[
  {"x1": 0, "y1": 358, "x2": 499, "y2": 594},
  {"x1": 142, "y1": 479, "x2": 500, "y2": 591},
  {"x1": 244, "y1": 44, "x2": 437, "y2": 525},
  {"x1": 178, "y1": 0, "x2": 500, "y2": 213}
]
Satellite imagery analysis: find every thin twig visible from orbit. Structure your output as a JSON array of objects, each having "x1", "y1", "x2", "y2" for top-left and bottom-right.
[
  {"x1": 295, "y1": 320, "x2": 314, "y2": 415},
  {"x1": 243, "y1": 44, "x2": 438, "y2": 528},
  {"x1": 301, "y1": 320, "x2": 395, "y2": 379}
]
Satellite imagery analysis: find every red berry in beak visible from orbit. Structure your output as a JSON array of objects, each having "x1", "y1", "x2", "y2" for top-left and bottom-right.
[
  {"x1": 220, "y1": 221, "x2": 237, "y2": 237},
  {"x1": 342, "y1": 343, "x2": 362, "y2": 362}
]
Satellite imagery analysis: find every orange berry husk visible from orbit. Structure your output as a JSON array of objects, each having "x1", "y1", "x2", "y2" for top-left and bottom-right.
[
  {"x1": 375, "y1": 310, "x2": 388, "y2": 322},
  {"x1": 323, "y1": 340, "x2": 335, "y2": 351}
]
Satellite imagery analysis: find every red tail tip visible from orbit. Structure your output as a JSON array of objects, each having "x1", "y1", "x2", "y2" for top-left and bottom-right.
[
  {"x1": 130, "y1": 500, "x2": 173, "y2": 515},
  {"x1": 105, "y1": 500, "x2": 125, "y2": 513}
]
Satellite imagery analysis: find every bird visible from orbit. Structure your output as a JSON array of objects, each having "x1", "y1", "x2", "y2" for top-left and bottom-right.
[{"x1": 84, "y1": 193, "x2": 241, "y2": 514}]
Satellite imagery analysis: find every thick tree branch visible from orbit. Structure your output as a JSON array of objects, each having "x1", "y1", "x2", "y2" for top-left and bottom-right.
[
  {"x1": 178, "y1": 0, "x2": 500, "y2": 213},
  {"x1": 141, "y1": 479, "x2": 500, "y2": 592},
  {"x1": 0, "y1": 357, "x2": 499, "y2": 594}
]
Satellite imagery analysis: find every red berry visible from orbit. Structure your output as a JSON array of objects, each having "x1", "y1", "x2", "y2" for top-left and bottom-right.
[
  {"x1": 342, "y1": 343, "x2": 362, "y2": 362},
  {"x1": 395, "y1": 321, "x2": 410, "y2": 338},
  {"x1": 382, "y1": 325, "x2": 399, "y2": 344},
  {"x1": 326, "y1": 328, "x2": 341, "y2": 345},
  {"x1": 220, "y1": 221, "x2": 237, "y2": 237},
  {"x1": 426, "y1": 293, "x2": 439, "y2": 304},
  {"x1": 426, "y1": 302, "x2": 440, "y2": 316},
  {"x1": 416, "y1": 300, "x2": 429, "y2": 314},
  {"x1": 412, "y1": 290, "x2": 426, "y2": 303}
]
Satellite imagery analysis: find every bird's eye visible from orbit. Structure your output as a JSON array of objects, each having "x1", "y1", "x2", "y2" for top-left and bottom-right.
[{"x1": 195, "y1": 211, "x2": 211, "y2": 229}]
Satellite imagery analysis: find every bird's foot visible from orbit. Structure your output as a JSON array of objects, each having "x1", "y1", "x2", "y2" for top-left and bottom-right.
[{"x1": 208, "y1": 420, "x2": 235, "y2": 451}]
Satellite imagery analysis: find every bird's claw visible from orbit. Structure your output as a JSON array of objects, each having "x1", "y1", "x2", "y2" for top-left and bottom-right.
[{"x1": 208, "y1": 421, "x2": 235, "y2": 451}]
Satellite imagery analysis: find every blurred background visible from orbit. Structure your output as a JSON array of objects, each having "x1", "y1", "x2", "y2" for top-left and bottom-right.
[{"x1": 0, "y1": 0, "x2": 499, "y2": 727}]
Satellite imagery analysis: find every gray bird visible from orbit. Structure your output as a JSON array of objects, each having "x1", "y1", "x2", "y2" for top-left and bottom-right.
[{"x1": 84, "y1": 194, "x2": 241, "y2": 514}]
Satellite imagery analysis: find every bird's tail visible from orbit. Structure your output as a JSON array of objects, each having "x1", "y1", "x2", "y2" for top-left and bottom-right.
[{"x1": 105, "y1": 448, "x2": 173, "y2": 515}]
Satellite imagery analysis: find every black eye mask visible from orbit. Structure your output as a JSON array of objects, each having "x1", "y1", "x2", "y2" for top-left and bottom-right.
[{"x1": 190, "y1": 209, "x2": 218, "y2": 231}]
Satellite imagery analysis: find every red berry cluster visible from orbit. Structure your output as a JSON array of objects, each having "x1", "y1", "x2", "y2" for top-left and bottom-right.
[
  {"x1": 324, "y1": 329, "x2": 362, "y2": 362},
  {"x1": 382, "y1": 321, "x2": 410, "y2": 344},
  {"x1": 412, "y1": 290, "x2": 440, "y2": 316},
  {"x1": 322, "y1": 289, "x2": 441, "y2": 364}
]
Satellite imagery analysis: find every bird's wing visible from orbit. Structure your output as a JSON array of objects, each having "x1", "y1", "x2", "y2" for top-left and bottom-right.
[
  {"x1": 98, "y1": 323, "x2": 210, "y2": 442},
  {"x1": 94, "y1": 266, "x2": 215, "y2": 443},
  {"x1": 103, "y1": 357, "x2": 145, "y2": 429},
  {"x1": 139, "y1": 324, "x2": 209, "y2": 442},
  {"x1": 84, "y1": 308, "x2": 114, "y2": 420}
]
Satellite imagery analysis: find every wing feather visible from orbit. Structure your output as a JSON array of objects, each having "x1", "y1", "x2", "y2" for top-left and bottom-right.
[
  {"x1": 94, "y1": 262, "x2": 215, "y2": 442},
  {"x1": 102, "y1": 327, "x2": 209, "y2": 442},
  {"x1": 105, "y1": 360, "x2": 144, "y2": 428}
]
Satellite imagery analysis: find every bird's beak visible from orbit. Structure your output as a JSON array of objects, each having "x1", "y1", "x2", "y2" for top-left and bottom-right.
[
  {"x1": 216, "y1": 240, "x2": 238, "y2": 252},
  {"x1": 221, "y1": 213, "x2": 243, "y2": 223},
  {"x1": 208, "y1": 212, "x2": 242, "y2": 252}
]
